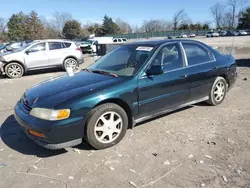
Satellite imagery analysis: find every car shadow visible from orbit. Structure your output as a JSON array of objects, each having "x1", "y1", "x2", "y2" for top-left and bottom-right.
[
  {"x1": 236, "y1": 58, "x2": 250, "y2": 68},
  {"x1": 0, "y1": 68, "x2": 65, "y2": 79},
  {"x1": 0, "y1": 115, "x2": 67, "y2": 157},
  {"x1": 1, "y1": 115, "x2": 93, "y2": 156},
  {"x1": 25, "y1": 68, "x2": 64, "y2": 77},
  {"x1": 135, "y1": 106, "x2": 193, "y2": 127}
]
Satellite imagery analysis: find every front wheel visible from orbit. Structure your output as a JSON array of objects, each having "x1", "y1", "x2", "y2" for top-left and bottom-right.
[
  {"x1": 5, "y1": 63, "x2": 24, "y2": 78},
  {"x1": 84, "y1": 103, "x2": 128, "y2": 150},
  {"x1": 207, "y1": 77, "x2": 227, "y2": 106}
]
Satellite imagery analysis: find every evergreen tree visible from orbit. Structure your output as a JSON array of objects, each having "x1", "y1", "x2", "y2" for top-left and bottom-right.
[
  {"x1": 62, "y1": 20, "x2": 81, "y2": 39},
  {"x1": 238, "y1": 8, "x2": 250, "y2": 29}
]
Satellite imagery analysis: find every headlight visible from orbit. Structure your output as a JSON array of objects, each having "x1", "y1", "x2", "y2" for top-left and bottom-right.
[
  {"x1": 0, "y1": 56, "x2": 5, "y2": 62},
  {"x1": 30, "y1": 108, "x2": 70, "y2": 121}
]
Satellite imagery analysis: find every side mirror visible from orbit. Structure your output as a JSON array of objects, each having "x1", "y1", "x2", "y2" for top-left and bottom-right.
[
  {"x1": 146, "y1": 65, "x2": 164, "y2": 76},
  {"x1": 25, "y1": 50, "x2": 30, "y2": 54}
]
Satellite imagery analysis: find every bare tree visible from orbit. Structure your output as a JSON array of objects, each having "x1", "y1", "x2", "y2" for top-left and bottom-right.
[
  {"x1": 141, "y1": 19, "x2": 171, "y2": 32},
  {"x1": 172, "y1": 9, "x2": 187, "y2": 30},
  {"x1": 160, "y1": 20, "x2": 173, "y2": 31},
  {"x1": 51, "y1": 12, "x2": 73, "y2": 36},
  {"x1": 0, "y1": 17, "x2": 7, "y2": 33},
  {"x1": 40, "y1": 16, "x2": 59, "y2": 39},
  {"x1": 210, "y1": 3, "x2": 225, "y2": 29},
  {"x1": 132, "y1": 25, "x2": 140, "y2": 33},
  {"x1": 221, "y1": 12, "x2": 234, "y2": 28},
  {"x1": 115, "y1": 18, "x2": 132, "y2": 33},
  {"x1": 228, "y1": 0, "x2": 247, "y2": 28}
]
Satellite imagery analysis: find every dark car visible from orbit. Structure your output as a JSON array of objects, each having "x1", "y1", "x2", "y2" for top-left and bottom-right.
[
  {"x1": 225, "y1": 31, "x2": 238, "y2": 36},
  {"x1": 14, "y1": 39, "x2": 237, "y2": 150},
  {"x1": 218, "y1": 31, "x2": 227, "y2": 36}
]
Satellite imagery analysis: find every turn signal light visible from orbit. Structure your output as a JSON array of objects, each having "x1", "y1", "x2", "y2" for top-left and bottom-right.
[
  {"x1": 57, "y1": 109, "x2": 70, "y2": 119},
  {"x1": 28, "y1": 130, "x2": 45, "y2": 138}
]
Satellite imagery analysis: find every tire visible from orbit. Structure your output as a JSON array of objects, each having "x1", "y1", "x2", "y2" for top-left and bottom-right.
[
  {"x1": 84, "y1": 103, "x2": 128, "y2": 150},
  {"x1": 207, "y1": 77, "x2": 227, "y2": 106},
  {"x1": 5, "y1": 62, "x2": 24, "y2": 78},
  {"x1": 63, "y1": 58, "x2": 79, "y2": 72}
]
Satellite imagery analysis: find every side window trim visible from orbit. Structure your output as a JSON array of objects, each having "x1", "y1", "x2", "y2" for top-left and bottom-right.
[
  {"x1": 181, "y1": 41, "x2": 216, "y2": 67},
  {"x1": 179, "y1": 42, "x2": 188, "y2": 67},
  {"x1": 162, "y1": 42, "x2": 185, "y2": 73}
]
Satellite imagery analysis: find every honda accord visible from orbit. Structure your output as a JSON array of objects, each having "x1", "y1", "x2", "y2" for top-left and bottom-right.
[{"x1": 14, "y1": 39, "x2": 237, "y2": 150}]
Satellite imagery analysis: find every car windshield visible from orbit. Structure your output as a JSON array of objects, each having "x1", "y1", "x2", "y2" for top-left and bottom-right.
[
  {"x1": 88, "y1": 45, "x2": 155, "y2": 77},
  {"x1": 11, "y1": 43, "x2": 33, "y2": 52},
  {"x1": 86, "y1": 40, "x2": 94, "y2": 44}
]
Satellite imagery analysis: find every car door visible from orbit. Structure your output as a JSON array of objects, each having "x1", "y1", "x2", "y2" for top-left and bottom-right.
[
  {"x1": 181, "y1": 42, "x2": 217, "y2": 101},
  {"x1": 47, "y1": 42, "x2": 66, "y2": 66},
  {"x1": 24, "y1": 42, "x2": 49, "y2": 69},
  {"x1": 138, "y1": 43, "x2": 190, "y2": 118}
]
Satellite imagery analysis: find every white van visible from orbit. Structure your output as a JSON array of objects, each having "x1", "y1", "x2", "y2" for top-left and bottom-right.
[
  {"x1": 87, "y1": 37, "x2": 114, "y2": 53},
  {"x1": 113, "y1": 38, "x2": 128, "y2": 43}
]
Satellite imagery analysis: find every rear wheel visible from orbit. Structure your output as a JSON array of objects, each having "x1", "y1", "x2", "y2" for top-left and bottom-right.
[
  {"x1": 207, "y1": 77, "x2": 227, "y2": 106},
  {"x1": 63, "y1": 58, "x2": 79, "y2": 72},
  {"x1": 5, "y1": 63, "x2": 24, "y2": 78},
  {"x1": 84, "y1": 103, "x2": 128, "y2": 150}
]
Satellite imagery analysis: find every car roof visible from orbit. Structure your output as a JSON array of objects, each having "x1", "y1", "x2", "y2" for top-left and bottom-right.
[
  {"x1": 34, "y1": 39, "x2": 74, "y2": 43},
  {"x1": 124, "y1": 39, "x2": 202, "y2": 47}
]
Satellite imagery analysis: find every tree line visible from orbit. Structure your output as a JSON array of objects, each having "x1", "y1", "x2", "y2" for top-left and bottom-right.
[
  {"x1": 210, "y1": 0, "x2": 248, "y2": 29},
  {"x1": 0, "y1": 0, "x2": 249, "y2": 41}
]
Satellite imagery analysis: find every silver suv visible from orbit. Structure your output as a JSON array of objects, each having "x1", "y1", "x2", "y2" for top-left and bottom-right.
[{"x1": 0, "y1": 39, "x2": 84, "y2": 78}]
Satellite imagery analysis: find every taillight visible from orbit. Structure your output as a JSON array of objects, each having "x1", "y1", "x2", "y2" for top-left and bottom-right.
[{"x1": 76, "y1": 47, "x2": 82, "y2": 52}]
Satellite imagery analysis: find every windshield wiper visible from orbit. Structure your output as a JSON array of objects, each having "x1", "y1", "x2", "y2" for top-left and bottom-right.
[
  {"x1": 91, "y1": 69, "x2": 118, "y2": 78},
  {"x1": 83, "y1": 68, "x2": 92, "y2": 73}
]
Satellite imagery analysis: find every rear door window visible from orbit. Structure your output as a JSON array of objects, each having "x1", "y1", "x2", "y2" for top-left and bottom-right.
[
  {"x1": 48, "y1": 42, "x2": 64, "y2": 51},
  {"x1": 64, "y1": 42, "x2": 72, "y2": 48},
  {"x1": 182, "y1": 43, "x2": 214, "y2": 66}
]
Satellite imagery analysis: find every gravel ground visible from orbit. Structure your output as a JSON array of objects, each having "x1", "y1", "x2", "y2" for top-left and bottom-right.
[{"x1": 0, "y1": 37, "x2": 250, "y2": 188}]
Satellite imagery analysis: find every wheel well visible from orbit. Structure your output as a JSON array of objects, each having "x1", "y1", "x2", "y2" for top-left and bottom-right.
[
  {"x1": 94, "y1": 99, "x2": 134, "y2": 129},
  {"x1": 4, "y1": 61, "x2": 26, "y2": 72},
  {"x1": 219, "y1": 74, "x2": 230, "y2": 88},
  {"x1": 64, "y1": 56, "x2": 78, "y2": 63}
]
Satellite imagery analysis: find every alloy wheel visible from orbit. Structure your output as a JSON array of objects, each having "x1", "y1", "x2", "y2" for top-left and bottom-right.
[
  {"x1": 65, "y1": 59, "x2": 78, "y2": 71},
  {"x1": 7, "y1": 64, "x2": 22, "y2": 78},
  {"x1": 94, "y1": 111, "x2": 123, "y2": 144},
  {"x1": 214, "y1": 81, "x2": 226, "y2": 102}
]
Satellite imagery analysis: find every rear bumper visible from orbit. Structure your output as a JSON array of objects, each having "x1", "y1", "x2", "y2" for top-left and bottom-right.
[
  {"x1": 228, "y1": 70, "x2": 237, "y2": 91},
  {"x1": 14, "y1": 101, "x2": 87, "y2": 149},
  {"x1": 78, "y1": 56, "x2": 84, "y2": 65}
]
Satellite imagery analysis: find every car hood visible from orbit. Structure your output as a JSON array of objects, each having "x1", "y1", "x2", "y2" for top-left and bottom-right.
[
  {"x1": 0, "y1": 50, "x2": 23, "y2": 59},
  {"x1": 24, "y1": 71, "x2": 125, "y2": 109}
]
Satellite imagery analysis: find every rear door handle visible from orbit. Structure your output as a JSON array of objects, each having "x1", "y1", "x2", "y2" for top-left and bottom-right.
[{"x1": 180, "y1": 75, "x2": 187, "y2": 78}]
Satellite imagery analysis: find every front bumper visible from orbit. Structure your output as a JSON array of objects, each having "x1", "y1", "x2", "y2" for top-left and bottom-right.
[
  {"x1": 14, "y1": 101, "x2": 87, "y2": 149},
  {"x1": 0, "y1": 61, "x2": 5, "y2": 75}
]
